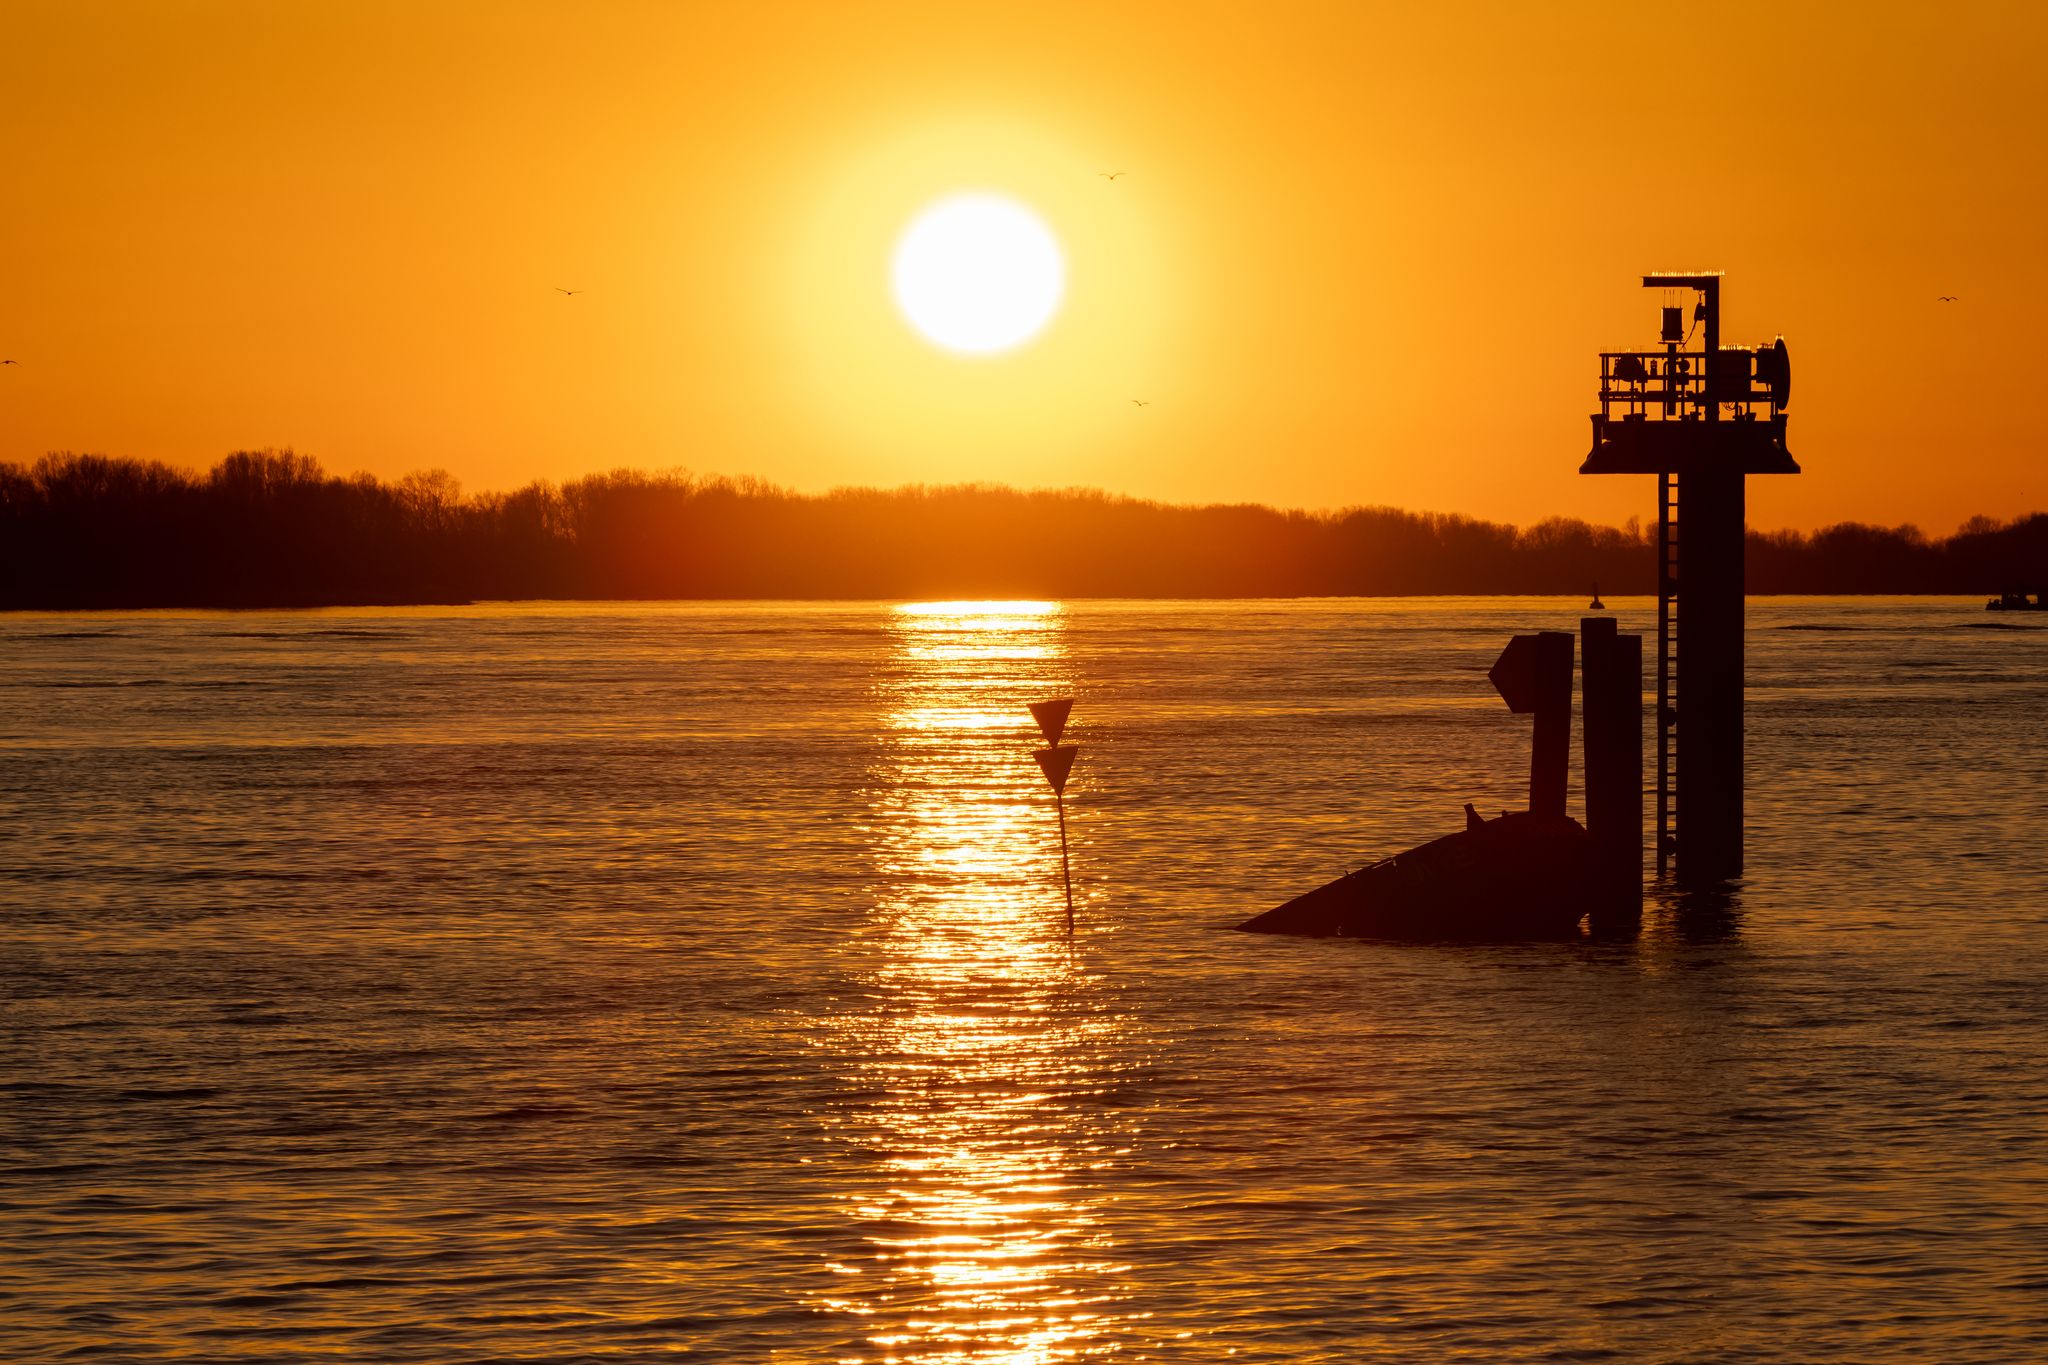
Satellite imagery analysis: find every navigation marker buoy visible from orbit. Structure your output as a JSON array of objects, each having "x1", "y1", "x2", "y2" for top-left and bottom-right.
[
  {"x1": 1033, "y1": 743, "x2": 1077, "y2": 795},
  {"x1": 1028, "y1": 698, "x2": 1073, "y2": 748},
  {"x1": 1028, "y1": 698, "x2": 1079, "y2": 934}
]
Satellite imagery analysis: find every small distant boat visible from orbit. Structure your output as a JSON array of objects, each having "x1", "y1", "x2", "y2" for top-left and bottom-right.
[
  {"x1": 1985, "y1": 591, "x2": 2047, "y2": 612},
  {"x1": 1589, "y1": 583, "x2": 1605, "y2": 610}
]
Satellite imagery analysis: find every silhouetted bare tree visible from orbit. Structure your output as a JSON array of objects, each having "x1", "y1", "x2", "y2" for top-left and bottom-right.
[{"x1": 1, "y1": 451, "x2": 2040, "y2": 609}]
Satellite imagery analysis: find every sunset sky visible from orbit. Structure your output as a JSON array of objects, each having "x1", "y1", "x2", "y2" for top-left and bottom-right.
[{"x1": 4, "y1": 1, "x2": 2042, "y2": 532}]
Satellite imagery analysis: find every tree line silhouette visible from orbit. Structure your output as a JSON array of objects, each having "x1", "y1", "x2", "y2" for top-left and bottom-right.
[{"x1": 2, "y1": 450, "x2": 2042, "y2": 608}]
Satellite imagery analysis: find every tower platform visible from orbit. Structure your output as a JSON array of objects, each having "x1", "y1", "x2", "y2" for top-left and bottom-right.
[{"x1": 1583, "y1": 416, "x2": 1798, "y2": 476}]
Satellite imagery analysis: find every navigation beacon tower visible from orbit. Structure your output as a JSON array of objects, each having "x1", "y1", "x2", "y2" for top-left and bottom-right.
[{"x1": 1583, "y1": 273, "x2": 1797, "y2": 884}]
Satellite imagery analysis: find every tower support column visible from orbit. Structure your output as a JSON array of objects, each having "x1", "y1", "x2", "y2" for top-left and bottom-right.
[{"x1": 1680, "y1": 469, "x2": 1745, "y2": 881}]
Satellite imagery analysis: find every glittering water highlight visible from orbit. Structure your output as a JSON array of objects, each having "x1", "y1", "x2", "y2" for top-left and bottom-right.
[{"x1": 3, "y1": 597, "x2": 2046, "y2": 1362}]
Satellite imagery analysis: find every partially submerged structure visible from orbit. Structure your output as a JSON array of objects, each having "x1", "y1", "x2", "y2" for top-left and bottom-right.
[{"x1": 1238, "y1": 618, "x2": 1641, "y2": 939}]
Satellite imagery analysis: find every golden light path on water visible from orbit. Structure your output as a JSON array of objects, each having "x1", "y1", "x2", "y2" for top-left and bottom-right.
[{"x1": 824, "y1": 601, "x2": 1135, "y2": 1364}]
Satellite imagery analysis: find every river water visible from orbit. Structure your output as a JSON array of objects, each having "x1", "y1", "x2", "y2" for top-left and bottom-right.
[{"x1": 2, "y1": 597, "x2": 2045, "y2": 1362}]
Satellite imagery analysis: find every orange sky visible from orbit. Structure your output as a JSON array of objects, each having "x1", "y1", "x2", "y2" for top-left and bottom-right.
[{"x1": 4, "y1": 1, "x2": 2043, "y2": 533}]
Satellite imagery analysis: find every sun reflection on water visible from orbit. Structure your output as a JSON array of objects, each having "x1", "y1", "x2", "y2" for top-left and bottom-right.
[{"x1": 825, "y1": 601, "x2": 1132, "y2": 1363}]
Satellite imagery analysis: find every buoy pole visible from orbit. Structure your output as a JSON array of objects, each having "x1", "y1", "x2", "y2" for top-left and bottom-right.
[{"x1": 1055, "y1": 790, "x2": 1075, "y2": 935}]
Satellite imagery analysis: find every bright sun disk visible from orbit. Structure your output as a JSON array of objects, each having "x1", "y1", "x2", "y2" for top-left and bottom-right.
[{"x1": 892, "y1": 193, "x2": 1064, "y2": 355}]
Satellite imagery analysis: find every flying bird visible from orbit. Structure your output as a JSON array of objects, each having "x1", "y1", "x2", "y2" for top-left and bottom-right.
[
  {"x1": 1099, "y1": 171, "x2": 1125, "y2": 181},
  {"x1": 1938, "y1": 295, "x2": 1958, "y2": 302},
  {"x1": 556, "y1": 288, "x2": 582, "y2": 296},
  {"x1": 0, "y1": 359, "x2": 16, "y2": 365},
  {"x1": 1131, "y1": 398, "x2": 1149, "y2": 406}
]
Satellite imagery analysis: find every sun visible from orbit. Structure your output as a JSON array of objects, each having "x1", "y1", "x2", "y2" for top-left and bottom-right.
[{"x1": 891, "y1": 193, "x2": 1065, "y2": 355}]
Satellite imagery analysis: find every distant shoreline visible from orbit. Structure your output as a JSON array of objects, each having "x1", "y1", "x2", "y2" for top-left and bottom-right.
[
  {"x1": 1, "y1": 591, "x2": 2021, "y2": 614},
  {"x1": 6, "y1": 450, "x2": 2043, "y2": 609}
]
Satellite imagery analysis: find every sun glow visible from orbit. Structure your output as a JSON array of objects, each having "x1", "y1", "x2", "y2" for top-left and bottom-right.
[
  {"x1": 776, "y1": 117, "x2": 1177, "y2": 481},
  {"x1": 892, "y1": 194, "x2": 1065, "y2": 354}
]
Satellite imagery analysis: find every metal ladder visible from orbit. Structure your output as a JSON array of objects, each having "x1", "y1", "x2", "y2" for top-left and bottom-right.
[{"x1": 1656, "y1": 471, "x2": 1679, "y2": 876}]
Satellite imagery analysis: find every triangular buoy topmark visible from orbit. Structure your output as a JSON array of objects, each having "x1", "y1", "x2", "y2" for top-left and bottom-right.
[
  {"x1": 1028, "y1": 698, "x2": 1074, "y2": 748},
  {"x1": 1034, "y1": 744, "x2": 1078, "y2": 795}
]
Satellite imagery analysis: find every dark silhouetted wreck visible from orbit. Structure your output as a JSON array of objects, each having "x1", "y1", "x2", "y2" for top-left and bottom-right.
[{"x1": 1239, "y1": 617, "x2": 1642, "y2": 940}]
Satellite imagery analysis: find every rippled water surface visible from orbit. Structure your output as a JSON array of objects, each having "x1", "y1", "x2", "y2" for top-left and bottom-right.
[{"x1": 3, "y1": 598, "x2": 2046, "y2": 1362}]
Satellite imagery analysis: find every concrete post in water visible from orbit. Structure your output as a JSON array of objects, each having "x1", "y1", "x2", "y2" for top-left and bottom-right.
[
  {"x1": 1488, "y1": 631, "x2": 1573, "y2": 819},
  {"x1": 1531, "y1": 632, "x2": 1572, "y2": 820},
  {"x1": 1580, "y1": 616, "x2": 1643, "y2": 895}
]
